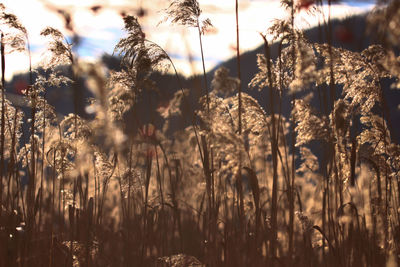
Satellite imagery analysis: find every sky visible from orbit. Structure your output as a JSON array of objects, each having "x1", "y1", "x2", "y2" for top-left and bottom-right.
[{"x1": 1, "y1": 0, "x2": 376, "y2": 81}]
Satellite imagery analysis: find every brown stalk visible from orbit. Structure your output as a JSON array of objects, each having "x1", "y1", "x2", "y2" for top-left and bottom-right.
[
  {"x1": 196, "y1": 20, "x2": 210, "y2": 113},
  {"x1": 260, "y1": 33, "x2": 279, "y2": 259},
  {"x1": 289, "y1": 4, "x2": 296, "y2": 259},
  {"x1": 0, "y1": 33, "x2": 5, "y2": 215},
  {"x1": 235, "y1": 0, "x2": 242, "y2": 136},
  {"x1": 5, "y1": 109, "x2": 18, "y2": 210}
]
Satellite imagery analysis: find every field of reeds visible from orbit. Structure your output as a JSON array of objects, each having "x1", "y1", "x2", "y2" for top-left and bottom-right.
[{"x1": 0, "y1": 0, "x2": 399, "y2": 266}]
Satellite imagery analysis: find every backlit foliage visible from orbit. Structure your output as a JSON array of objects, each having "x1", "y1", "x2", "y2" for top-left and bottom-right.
[{"x1": 0, "y1": 1, "x2": 399, "y2": 266}]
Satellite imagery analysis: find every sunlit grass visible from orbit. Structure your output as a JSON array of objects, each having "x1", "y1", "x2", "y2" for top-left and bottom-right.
[{"x1": 0, "y1": 1, "x2": 399, "y2": 266}]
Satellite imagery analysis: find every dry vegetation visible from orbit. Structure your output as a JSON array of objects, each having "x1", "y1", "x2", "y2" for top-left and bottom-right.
[{"x1": 0, "y1": 0, "x2": 400, "y2": 266}]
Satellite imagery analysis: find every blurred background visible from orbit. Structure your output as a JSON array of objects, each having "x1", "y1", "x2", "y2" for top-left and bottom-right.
[{"x1": 1, "y1": 0, "x2": 376, "y2": 80}]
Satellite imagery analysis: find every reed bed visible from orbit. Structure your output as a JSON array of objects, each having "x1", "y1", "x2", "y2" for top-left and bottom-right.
[{"x1": 0, "y1": 0, "x2": 399, "y2": 266}]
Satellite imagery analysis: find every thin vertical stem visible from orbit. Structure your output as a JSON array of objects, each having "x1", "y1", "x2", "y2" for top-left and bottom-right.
[
  {"x1": 261, "y1": 34, "x2": 278, "y2": 260},
  {"x1": 0, "y1": 33, "x2": 5, "y2": 216},
  {"x1": 27, "y1": 37, "x2": 37, "y2": 231},
  {"x1": 235, "y1": 0, "x2": 246, "y2": 240},
  {"x1": 38, "y1": 93, "x2": 46, "y2": 229},
  {"x1": 289, "y1": 2, "x2": 296, "y2": 260},
  {"x1": 235, "y1": 0, "x2": 242, "y2": 135},
  {"x1": 197, "y1": 25, "x2": 210, "y2": 113}
]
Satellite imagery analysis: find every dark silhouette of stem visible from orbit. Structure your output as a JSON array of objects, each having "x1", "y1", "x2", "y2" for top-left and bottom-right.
[{"x1": 260, "y1": 33, "x2": 278, "y2": 260}]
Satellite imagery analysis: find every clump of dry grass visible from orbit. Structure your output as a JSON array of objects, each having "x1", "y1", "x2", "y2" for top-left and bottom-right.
[{"x1": 0, "y1": 0, "x2": 399, "y2": 266}]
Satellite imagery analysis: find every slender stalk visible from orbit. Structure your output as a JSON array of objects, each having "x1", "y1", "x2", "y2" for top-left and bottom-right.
[
  {"x1": 234, "y1": 0, "x2": 246, "y2": 237},
  {"x1": 197, "y1": 22, "x2": 210, "y2": 113},
  {"x1": 195, "y1": 20, "x2": 215, "y2": 263},
  {"x1": 38, "y1": 94, "x2": 46, "y2": 230},
  {"x1": 50, "y1": 150, "x2": 56, "y2": 267},
  {"x1": 27, "y1": 36, "x2": 37, "y2": 231},
  {"x1": 6, "y1": 109, "x2": 18, "y2": 210},
  {"x1": 235, "y1": 0, "x2": 242, "y2": 135},
  {"x1": 289, "y1": 2, "x2": 296, "y2": 260},
  {"x1": 260, "y1": 34, "x2": 278, "y2": 259},
  {"x1": 0, "y1": 33, "x2": 5, "y2": 215}
]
